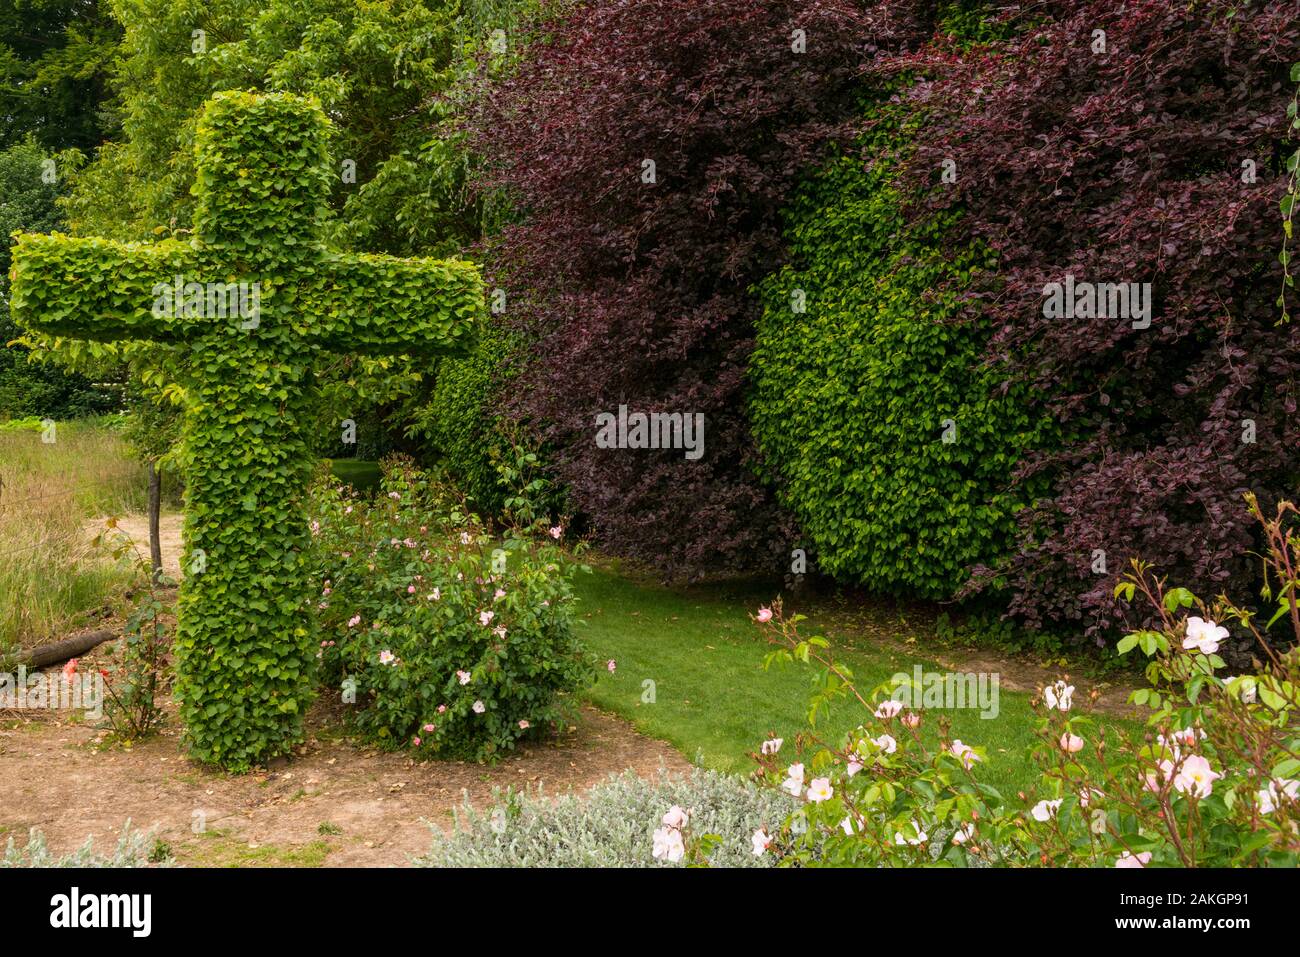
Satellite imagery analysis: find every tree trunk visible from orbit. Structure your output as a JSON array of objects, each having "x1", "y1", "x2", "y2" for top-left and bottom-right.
[
  {"x1": 18, "y1": 629, "x2": 116, "y2": 669},
  {"x1": 147, "y1": 459, "x2": 163, "y2": 583}
]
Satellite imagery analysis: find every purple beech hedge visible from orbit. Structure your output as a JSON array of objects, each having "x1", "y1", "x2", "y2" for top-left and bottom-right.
[
  {"x1": 464, "y1": 0, "x2": 943, "y2": 576},
  {"x1": 457, "y1": 0, "x2": 1300, "y2": 646},
  {"x1": 897, "y1": 0, "x2": 1300, "y2": 640}
]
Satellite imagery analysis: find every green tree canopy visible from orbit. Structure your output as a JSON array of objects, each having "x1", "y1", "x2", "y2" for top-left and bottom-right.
[
  {"x1": 0, "y1": 139, "x2": 119, "y2": 418},
  {"x1": 0, "y1": 0, "x2": 120, "y2": 152}
]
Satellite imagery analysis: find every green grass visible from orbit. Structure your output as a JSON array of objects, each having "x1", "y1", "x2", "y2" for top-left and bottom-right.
[
  {"x1": 327, "y1": 458, "x2": 382, "y2": 492},
  {"x1": 186, "y1": 829, "x2": 332, "y2": 867},
  {"x1": 573, "y1": 565, "x2": 1066, "y2": 797}
]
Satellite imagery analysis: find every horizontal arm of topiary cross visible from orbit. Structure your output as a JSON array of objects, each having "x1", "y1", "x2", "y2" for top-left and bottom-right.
[
  {"x1": 8, "y1": 233, "x2": 206, "y2": 344},
  {"x1": 302, "y1": 252, "x2": 485, "y2": 358}
]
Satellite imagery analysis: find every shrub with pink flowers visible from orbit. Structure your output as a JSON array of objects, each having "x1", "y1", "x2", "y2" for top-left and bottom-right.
[
  {"x1": 747, "y1": 497, "x2": 1300, "y2": 867},
  {"x1": 305, "y1": 457, "x2": 594, "y2": 762}
]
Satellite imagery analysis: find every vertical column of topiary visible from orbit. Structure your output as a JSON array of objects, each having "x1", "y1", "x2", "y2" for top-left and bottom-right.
[{"x1": 10, "y1": 90, "x2": 484, "y2": 771}]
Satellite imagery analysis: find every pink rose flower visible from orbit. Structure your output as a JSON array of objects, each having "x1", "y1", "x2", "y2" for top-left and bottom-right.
[
  {"x1": 875, "y1": 700, "x2": 903, "y2": 719},
  {"x1": 948, "y1": 740, "x2": 981, "y2": 769},
  {"x1": 1174, "y1": 754, "x2": 1221, "y2": 798},
  {"x1": 1182, "y1": 616, "x2": 1229, "y2": 655},
  {"x1": 661, "y1": 805, "x2": 689, "y2": 830},
  {"x1": 652, "y1": 826, "x2": 684, "y2": 863},
  {"x1": 1059, "y1": 733, "x2": 1085, "y2": 754},
  {"x1": 806, "y1": 777, "x2": 834, "y2": 803}
]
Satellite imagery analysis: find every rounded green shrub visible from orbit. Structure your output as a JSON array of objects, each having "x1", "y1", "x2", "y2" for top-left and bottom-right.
[
  {"x1": 748, "y1": 113, "x2": 1048, "y2": 598},
  {"x1": 306, "y1": 459, "x2": 593, "y2": 762}
]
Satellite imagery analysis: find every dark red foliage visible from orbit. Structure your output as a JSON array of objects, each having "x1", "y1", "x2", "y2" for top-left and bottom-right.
[
  {"x1": 899, "y1": 1, "x2": 1300, "y2": 639},
  {"x1": 466, "y1": 0, "x2": 944, "y2": 575}
]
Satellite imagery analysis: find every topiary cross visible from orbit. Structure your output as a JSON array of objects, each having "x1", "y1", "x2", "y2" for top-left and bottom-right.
[{"x1": 9, "y1": 90, "x2": 483, "y2": 771}]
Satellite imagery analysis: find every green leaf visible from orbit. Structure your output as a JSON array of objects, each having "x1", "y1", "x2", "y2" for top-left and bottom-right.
[{"x1": 1163, "y1": 588, "x2": 1195, "y2": 613}]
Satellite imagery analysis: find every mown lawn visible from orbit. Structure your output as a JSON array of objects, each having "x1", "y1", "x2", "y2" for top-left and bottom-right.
[
  {"x1": 326, "y1": 458, "x2": 382, "y2": 492},
  {"x1": 573, "y1": 564, "x2": 1063, "y2": 797}
]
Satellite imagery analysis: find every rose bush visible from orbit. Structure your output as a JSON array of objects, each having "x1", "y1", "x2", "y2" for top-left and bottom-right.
[
  {"x1": 305, "y1": 456, "x2": 594, "y2": 762},
  {"x1": 741, "y1": 497, "x2": 1300, "y2": 867}
]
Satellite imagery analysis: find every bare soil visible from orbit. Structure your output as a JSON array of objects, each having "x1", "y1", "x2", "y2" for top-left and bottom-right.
[
  {"x1": 84, "y1": 511, "x2": 184, "y2": 581},
  {"x1": 0, "y1": 692, "x2": 691, "y2": 867},
  {"x1": 0, "y1": 512, "x2": 691, "y2": 867}
]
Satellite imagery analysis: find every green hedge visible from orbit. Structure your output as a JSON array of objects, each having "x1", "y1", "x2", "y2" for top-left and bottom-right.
[
  {"x1": 415, "y1": 321, "x2": 512, "y2": 517},
  {"x1": 748, "y1": 111, "x2": 1049, "y2": 598}
]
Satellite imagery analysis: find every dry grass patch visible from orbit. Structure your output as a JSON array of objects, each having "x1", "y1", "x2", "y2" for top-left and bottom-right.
[{"x1": 0, "y1": 418, "x2": 150, "y2": 658}]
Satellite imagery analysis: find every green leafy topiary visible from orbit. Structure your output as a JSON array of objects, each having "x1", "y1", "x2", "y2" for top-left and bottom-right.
[
  {"x1": 748, "y1": 109, "x2": 1050, "y2": 599},
  {"x1": 415, "y1": 319, "x2": 513, "y2": 517},
  {"x1": 9, "y1": 90, "x2": 484, "y2": 771}
]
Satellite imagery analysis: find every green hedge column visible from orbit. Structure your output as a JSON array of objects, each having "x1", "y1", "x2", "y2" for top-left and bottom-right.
[{"x1": 9, "y1": 90, "x2": 483, "y2": 770}]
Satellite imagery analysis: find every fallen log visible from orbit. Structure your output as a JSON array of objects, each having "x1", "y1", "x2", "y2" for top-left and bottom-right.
[{"x1": 16, "y1": 629, "x2": 117, "y2": 670}]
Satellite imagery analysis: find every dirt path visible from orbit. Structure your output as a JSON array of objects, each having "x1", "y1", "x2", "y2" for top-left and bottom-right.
[
  {"x1": 85, "y1": 511, "x2": 184, "y2": 581},
  {"x1": 0, "y1": 697, "x2": 692, "y2": 867}
]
